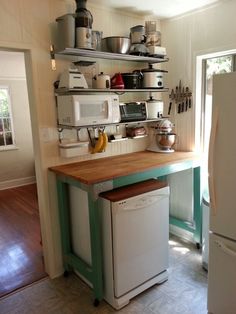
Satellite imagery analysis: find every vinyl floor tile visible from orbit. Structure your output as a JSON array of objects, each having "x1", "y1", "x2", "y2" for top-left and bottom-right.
[{"x1": 0, "y1": 235, "x2": 208, "y2": 314}]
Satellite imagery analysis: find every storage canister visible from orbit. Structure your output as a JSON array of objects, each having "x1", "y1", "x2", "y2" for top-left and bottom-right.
[{"x1": 55, "y1": 14, "x2": 75, "y2": 50}]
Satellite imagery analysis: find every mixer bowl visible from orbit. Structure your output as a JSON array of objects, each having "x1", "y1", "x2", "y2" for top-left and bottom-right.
[
  {"x1": 102, "y1": 36, "x2": 131, "y2": 54},
  {"x1": 156, "y1": 133, "x2": 176, "y2": 150}
]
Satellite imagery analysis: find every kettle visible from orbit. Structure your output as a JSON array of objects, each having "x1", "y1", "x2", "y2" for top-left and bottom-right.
[
  {"x1": 111, "y1": 73, "x2": 124, "y2": 89},
  {"x1": 93, "y1": 72, "x2": 110, "y2": 89}
]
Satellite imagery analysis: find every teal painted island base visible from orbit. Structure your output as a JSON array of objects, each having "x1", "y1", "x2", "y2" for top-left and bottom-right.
[{"x1": 50, "y1": 151, "x2": 202, "y2": 304}]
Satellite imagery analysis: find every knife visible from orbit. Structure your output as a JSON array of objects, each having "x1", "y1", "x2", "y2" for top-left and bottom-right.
[
  {"x1": 168, "y1": 102, "x2": 172, "y2": 115},
  {"x1": 185, "y1": 87, "x2": 188, "y2": 111},
  {"x1": 181, "y1": 87, "x2": 185, "y2": 112}
]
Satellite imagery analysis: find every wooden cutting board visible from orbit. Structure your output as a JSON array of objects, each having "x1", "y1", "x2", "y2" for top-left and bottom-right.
[{"x1": 49, "y1": 151, "x2": 200, "y2": 185}]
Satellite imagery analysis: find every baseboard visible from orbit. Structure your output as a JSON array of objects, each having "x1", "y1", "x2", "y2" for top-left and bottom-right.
[
  {"x1": 0, "y1": 176, "x2": 36, "y2": 190},
  {"x1": 169, "y1": 224, "x2": 194, "y2": 243}
]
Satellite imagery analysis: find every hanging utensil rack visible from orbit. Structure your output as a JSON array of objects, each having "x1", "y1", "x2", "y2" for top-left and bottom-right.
[{"x1": 168, "y1": 80, "x2": 192, "y2": 115}]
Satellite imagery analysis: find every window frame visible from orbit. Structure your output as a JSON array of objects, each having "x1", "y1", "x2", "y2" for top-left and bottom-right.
[
  {"x1": 201, "y1": 54, "x2": 235, "y2": 153},
  {"x1": 0, "y1": 85, "x2": 16, "y2": 151},
  {"x1": 195, "y1": 49, "x2": 236, "y2": 154}
]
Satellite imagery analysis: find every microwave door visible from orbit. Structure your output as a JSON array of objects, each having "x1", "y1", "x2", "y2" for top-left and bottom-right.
[{"x1": 79, "y1": 100, "x2": 109, "y2": 126}]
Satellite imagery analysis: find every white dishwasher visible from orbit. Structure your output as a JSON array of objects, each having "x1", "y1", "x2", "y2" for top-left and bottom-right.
[{"x1": 99, "y1": 179, "x2": 170, "y2": 310}]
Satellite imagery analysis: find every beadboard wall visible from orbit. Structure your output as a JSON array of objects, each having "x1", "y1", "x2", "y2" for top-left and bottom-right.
[{"x1": 161, "y1": 0, "x2": 236, "y2": 230}]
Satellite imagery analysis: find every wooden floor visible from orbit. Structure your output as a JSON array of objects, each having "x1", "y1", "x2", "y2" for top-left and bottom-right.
[{"x1": 0, "y1": 184, "x2": 47, "y2": 298}]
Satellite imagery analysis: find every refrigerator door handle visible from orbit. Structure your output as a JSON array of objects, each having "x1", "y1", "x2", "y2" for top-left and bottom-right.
[
  {"x1": 215, "y1": 240, "x2": 236, "y2": 258},
  {"x1": 208, "y1": 106, "x2": 219, "y2": 215}
]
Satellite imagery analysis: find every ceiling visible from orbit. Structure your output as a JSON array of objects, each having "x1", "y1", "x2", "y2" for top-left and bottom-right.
[{"x1": 89, "y1": 0, "x2": 221, "y2": 19}]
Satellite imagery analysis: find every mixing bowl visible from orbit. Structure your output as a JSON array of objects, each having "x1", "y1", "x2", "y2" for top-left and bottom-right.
[
  {"x1": 102, "y1": 36, "x2": 131, "y2": 54},
  {"x1": 156, "y1": 133, "x2": 176, "y2": 150}
]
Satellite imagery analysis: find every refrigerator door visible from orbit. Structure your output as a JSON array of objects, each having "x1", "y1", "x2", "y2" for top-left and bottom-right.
[
  {"x1": 208, "y1": 72, "x2": 236, "y2": 240},
  {"x1": 208, "y1": 233, "x2": 236, "y2": 314}
]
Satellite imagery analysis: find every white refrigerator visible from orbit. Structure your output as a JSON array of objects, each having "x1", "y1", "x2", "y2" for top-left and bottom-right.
[{"x1": 207, "y1": 72, "x2": 236, "y2": 314}]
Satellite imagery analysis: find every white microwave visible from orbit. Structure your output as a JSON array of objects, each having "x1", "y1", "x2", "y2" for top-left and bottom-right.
[{"x1": 56, "y1": 94, "x2": 120, "y2": 126}]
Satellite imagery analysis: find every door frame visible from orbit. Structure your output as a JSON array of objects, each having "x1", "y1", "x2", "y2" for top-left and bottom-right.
[{"x1": 0, "y1": 44, "x2": 59, "y2": 278}]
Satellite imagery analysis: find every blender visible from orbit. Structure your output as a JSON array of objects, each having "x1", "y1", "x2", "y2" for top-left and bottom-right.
[
  {"x1": 147, "y1": 119, "x2": 176, "y2": 153},
  {"x1": 75, "y1": 0, "x2": 93, "y2": 50}
]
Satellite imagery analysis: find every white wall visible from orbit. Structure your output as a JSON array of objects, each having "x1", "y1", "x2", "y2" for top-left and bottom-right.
[
  {"x1": 0, "y1": 51, "x2": 35, "y2": 189},
  {"x1": 162, "y1": 0, "x2": 236, "y2": 151},
  {"x1": 162, "y1": 0, "x2": 236, "y2": 225}
]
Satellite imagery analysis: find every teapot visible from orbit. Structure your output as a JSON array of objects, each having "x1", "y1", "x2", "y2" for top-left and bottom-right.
[{"x1": 93, "y1": 72, "x2": 110, "y2": 89}]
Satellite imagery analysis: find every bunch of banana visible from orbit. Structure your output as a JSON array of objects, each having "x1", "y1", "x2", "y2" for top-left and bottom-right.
[{"x1": 91, "y1": 130, "x2": 108, "y2": 154}]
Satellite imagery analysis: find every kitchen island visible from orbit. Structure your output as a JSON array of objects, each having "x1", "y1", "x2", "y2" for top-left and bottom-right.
[{"x1": 49, "y1": 151, "x2": 201, "y2": 305}]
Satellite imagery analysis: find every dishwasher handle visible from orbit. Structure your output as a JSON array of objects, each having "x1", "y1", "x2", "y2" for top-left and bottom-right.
[{"x1": 114, "y1": 193, "x2": 169, "y2": 212}]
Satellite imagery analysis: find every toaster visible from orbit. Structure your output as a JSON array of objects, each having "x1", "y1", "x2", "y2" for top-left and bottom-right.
[{"x1": 58, "y1": 68, "x2": 88, "y2": 89}]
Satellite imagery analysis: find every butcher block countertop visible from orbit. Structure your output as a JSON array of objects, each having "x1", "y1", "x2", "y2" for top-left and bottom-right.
[{"x1": 49, "y1": 151, "x2": 200, "y2": 185}]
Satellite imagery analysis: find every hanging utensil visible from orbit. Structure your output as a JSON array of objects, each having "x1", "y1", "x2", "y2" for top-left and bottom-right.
[
  {"x1": 185, "y1": 86, "x2": 188, "y2": 111},
  {"x1": 168, "y1": 89, "x2": 174, "y2": 115},
  {"x1": 168, "y1": 102, "x2": 172, "y2": 115},
  {"x1": 175, "y1": 86, "x2": 181, "y2": 114},
  {"x1": 181, "y1": 87, "x2": 185, "y2": 112},
  {"x1": 189, "y1": 97, "x2": 192, "y2": 109}
]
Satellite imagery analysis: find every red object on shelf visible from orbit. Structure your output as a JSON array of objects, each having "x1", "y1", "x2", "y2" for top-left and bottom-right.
[{"x1": 111, "y1": 73, "x2": 124, "y2": 89}]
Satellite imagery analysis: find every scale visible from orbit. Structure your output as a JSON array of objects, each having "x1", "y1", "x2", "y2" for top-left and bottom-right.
[{"x1": 147, "y1": 119, "x2": 176, "y2": 153}]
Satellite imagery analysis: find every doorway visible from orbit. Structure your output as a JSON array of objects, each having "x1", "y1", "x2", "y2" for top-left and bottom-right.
[{"x1": 0, "y1": 50, "x2": 47, "y2": 297}]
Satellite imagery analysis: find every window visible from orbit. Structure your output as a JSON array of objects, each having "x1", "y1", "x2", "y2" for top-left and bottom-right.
[
  {"x1": 202, "y1": 55, "x2": 233, "y2": 154},
  {"x1": 0, "y1": 86, "x2": 15, "y2": 149},
  {"x1": 197, "y1": 52, "x2": 236, "y2": 190}
]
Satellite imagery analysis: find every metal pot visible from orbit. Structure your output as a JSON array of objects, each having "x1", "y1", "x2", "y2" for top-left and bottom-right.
[
  {"x1": 146, "y1": 96, "x2": 163, "y2": 119},
  {"x1": 101, "y1": 37, "x2": 130, "y2": 54},
  {"x1": 121, "y1": 72, "x2": 142, "y2": 89},
  {"x1": 93, "y1": 72, "x2": 110, "y2": 89},
  {"x1": 141, "y1": 64, "x2": 167, "y2": 88}
]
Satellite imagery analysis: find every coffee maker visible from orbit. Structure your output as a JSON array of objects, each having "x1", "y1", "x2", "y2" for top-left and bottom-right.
[{"x1": 75, "y1": 0, "x2": 93, "y2": 50}]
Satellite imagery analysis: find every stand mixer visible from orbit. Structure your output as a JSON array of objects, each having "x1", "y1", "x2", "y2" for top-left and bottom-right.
[{"x1": 147, "y1": 119, "x2": 176, "y2": 153}]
